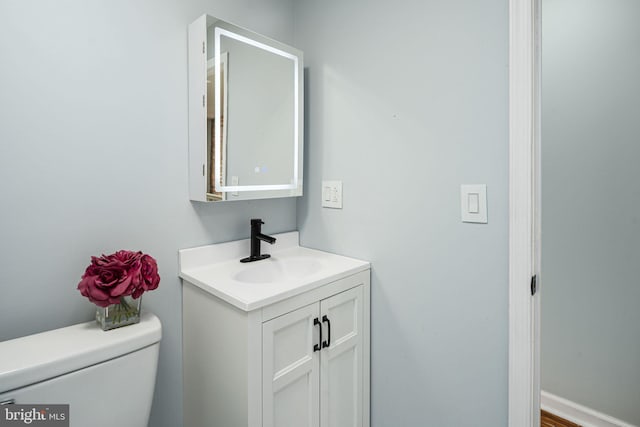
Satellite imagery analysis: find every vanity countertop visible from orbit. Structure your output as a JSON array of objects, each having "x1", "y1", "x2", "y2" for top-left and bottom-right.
[{"x1": 178, "y1": 232, "x2": 369, "y2": 311}]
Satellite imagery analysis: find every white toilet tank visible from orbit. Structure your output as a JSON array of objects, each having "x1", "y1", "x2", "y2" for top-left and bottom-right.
[{"x1": 0, "y1": 312, "x2": 161, "y2": 427}]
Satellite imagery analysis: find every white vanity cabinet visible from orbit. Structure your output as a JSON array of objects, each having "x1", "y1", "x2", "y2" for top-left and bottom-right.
[
  {"x1": 262, "y1": 284, "x2": 365, "y2": 427},
  {"x1": 180, "y1": 233, "x2": 370, "y2": 427}
]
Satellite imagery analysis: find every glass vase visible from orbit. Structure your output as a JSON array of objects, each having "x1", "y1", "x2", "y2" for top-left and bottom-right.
[{"x1": 96, "y1": 295, "x2": 142, "y2": 331}]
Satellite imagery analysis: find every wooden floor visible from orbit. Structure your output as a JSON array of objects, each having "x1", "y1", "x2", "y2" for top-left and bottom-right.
[{"x1": 541, "y1": 410, "x2": 581, "y2": 427}]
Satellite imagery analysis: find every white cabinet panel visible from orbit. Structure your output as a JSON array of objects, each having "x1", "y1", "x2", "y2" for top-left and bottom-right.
[
  {"x1": 320, "y1": 286, "x2": 364, "y2": 427},
  {"x1": 263, "y1": 303, "x2": 320, "y2": 427}
]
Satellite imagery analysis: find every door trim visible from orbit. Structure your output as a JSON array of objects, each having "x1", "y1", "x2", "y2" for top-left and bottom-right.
[{"x1": 508, "y1": 0, "x2": 540, "y2": 425}]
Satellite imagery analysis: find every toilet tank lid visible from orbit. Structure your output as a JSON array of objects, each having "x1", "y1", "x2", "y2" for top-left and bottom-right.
[{"x1": 0, "y1": 312, "x2": 161, "y2": 394}]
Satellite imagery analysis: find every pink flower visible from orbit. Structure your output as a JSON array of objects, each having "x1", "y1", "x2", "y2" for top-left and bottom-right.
[
  {"x1": 137, "y1": 254, "x2": 160, "y2": 297},
  {"x1": 77, "y1": 250, "x2": 160, "y2": 307}
]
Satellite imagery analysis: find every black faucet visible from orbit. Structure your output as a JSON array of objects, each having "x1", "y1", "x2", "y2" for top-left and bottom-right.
[{"x1": 240, "y1": 219, "x2": 276, "y2": 263}]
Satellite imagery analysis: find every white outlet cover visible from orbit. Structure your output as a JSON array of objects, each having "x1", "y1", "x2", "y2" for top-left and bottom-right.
[
  {"x1": 461, "y1": 184, "x2": 487, "y2": 223},
  {"x1": 322, "y1": 180, "x2": 342, "y2": 209}
]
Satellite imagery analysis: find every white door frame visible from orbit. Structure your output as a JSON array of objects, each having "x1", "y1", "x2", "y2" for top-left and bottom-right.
[{"x1": 508, "y1": 0, "x2": 541, "y2": 426}]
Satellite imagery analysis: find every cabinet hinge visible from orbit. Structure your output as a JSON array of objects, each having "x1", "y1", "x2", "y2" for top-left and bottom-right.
[
  {"x1": 202, "y1": 164, "x2": 205, "y2": 176},
  {"x1": 202, "y1": 94, "x2": 205, "y2": 108},
  {"x1": 530, "y1": 274, "x2": 537, "y2": 296},
  {"x1": 202, "y1": 41, "x2": 205, "y2": 54}
]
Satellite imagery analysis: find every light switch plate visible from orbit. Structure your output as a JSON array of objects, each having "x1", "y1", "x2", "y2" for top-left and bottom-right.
[
  {"x1": 322, "y1": 180, "x2": 342, "y2": 209},
  {"x1": 461, "y1": 184, "x2": 487, "y2": 223}
]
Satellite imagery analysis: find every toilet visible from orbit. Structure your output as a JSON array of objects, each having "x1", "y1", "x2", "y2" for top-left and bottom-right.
[{"x1": 0, "y1": 312, "x2": 161, "y2": 426}]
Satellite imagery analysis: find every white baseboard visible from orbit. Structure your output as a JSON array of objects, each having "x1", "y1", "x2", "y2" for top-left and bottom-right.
[{"x1": 541, "y1": 391, "x2": 638, "y2": 427}]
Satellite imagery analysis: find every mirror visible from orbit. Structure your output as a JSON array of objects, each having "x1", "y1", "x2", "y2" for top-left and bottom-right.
[{"x1": 188, "y1": 15, "x2": 303, "y2": 202}]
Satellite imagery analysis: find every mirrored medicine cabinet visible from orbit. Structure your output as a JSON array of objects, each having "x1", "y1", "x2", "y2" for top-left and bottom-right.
[{"x1": 188, "y1": 14, "x2": 304, "y2": 202}]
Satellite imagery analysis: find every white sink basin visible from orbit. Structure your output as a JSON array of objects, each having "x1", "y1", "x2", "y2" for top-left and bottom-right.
[
  {"x1": 233, "y1": 256, "x2": 323, "y2": 284},
  {"x1": 178, "y1": 232, "x2": 370, "y2": 311}
]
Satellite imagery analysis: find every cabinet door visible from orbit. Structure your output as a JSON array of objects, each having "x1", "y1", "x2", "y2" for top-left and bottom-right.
[
  {"x1": 320, "y1": 286, "x2": 364, "y2": 427},
  {"x1": 263, "y1": 303, "x2": 320, "y2": 427}
]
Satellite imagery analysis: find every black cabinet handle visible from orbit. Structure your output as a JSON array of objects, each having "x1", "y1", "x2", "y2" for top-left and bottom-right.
[
  {"x1": 322, "y1": 315, "x2": 331, "y2": 348},
  {"x1": 313, "y1": 318, "x2": 322, "y2": 352}
]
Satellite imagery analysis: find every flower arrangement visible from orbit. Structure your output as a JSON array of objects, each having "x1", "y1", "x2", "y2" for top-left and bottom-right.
[
  {"x1": 77, "y1": 250, "x2": 160, "y2": 306},
  {"x1": 77, "y1": 250, "x2": 160, "y2": 330}
]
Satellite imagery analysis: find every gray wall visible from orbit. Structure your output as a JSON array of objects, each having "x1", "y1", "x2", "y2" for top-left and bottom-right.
[
  {"x1": 293, "y1": 1, "x2": 509, "y2": 426},
  {"x1": 1, "y1": 1, "x2": 513, "y2": 426},
  {"x1": 0, "y1": 1, "x2": 296, "y2": 427},
  {"x1": 541, "y1": 0, "x2": 640, "y2": 424}
]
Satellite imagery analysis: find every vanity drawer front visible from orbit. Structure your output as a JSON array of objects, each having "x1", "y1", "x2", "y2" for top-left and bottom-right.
[{"x1": 261, "y1": 270, "x2": 369, "y2": 322}]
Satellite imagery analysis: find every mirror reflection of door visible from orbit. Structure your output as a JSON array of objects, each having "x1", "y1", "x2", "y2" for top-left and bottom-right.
[
  {"x1": 541, "y1": 1, "x2": 640, "y2": 426},
  {"x1": 206, "y1": 52, "x2": 228, "y2": 201}
]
